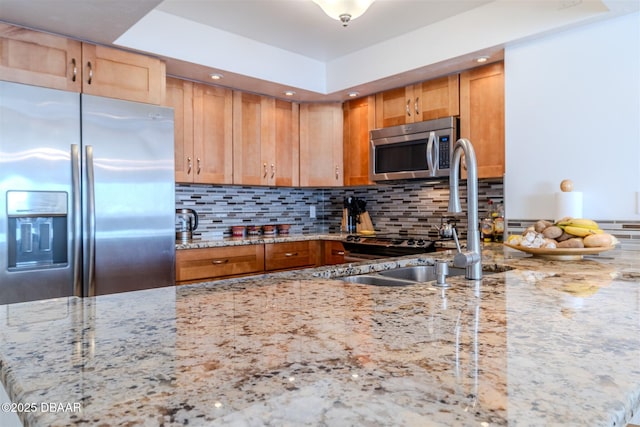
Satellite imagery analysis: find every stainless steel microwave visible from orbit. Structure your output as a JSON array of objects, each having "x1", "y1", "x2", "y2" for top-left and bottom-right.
[{"x1": 369, "y1": 116, "x2": 458, "y2": 181}]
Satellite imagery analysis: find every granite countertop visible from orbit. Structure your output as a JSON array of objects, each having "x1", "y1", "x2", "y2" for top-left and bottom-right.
[
  {"x1": 175, "y1": 233, "x2": 342, "y2": 250},
  {"x1": 1, "y1": 244, "x2": 639, "y2": 426}
]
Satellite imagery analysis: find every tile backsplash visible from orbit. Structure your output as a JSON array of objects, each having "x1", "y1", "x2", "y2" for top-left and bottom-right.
[
  {"x1": 176, "y1": 178, "x2": 504, "y2": 239},
  {"x1": 176, "y1": 179, "x2": 639, "y2": 249}
]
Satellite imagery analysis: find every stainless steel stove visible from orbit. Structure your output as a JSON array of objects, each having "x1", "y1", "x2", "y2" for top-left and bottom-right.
[{"x1": 341, "y1": 234, "x2": 436, "y2": 262}]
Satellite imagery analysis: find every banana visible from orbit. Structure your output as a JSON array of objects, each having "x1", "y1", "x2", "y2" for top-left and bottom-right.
[
  {"x1": 567, "y1": 218, "x2": 599, "y2": 230},
  {"x1": 563, "y1": 225, "x2": 603, "y2": 237},
  {"x1": 557, "y1": 218, "x2": 599, "y2": 229}
]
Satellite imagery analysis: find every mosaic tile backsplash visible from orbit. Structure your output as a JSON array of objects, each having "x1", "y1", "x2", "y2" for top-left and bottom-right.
[
  {"x1": 175, "y1": 179, "x2": 505, "y2": 240},
  {"x1": 176, "y1": 178, "x2": 640, "y2": 249}
]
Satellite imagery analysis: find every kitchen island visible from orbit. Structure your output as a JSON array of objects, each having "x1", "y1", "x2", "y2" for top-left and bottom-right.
[{"x1": 1, "y1": 243, "x2": 639, "y2": 426}]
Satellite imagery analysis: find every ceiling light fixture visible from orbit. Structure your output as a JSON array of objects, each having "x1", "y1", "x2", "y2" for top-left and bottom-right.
[
  {"x1": 347, "y1": 91, "x2": 359, "y2": 98},
  {"x1": 312, "y1": 0, "x2": 375, "y2": 27},
  {"x1": 475, "y1": 56, "x2": 490, "y2": 63},
  {"x1": 283, "y1": 90, "x2": 296, "y2": 96},
  {"x1": 209, "y1": 73, "x2": 223, "y2": 80}
]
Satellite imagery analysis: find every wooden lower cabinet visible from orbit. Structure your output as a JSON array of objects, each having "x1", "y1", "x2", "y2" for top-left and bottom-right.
[
  {"x1": 176, "y1": 240, "x2": 341, "y2": 283},
  {"x1": 176, "y1": 245, "x2": 265, "y2": 284},
  {"x1": 265, "y1": 241, "x2": 320, "y2": 272},
  {"x1": 322, "y1": 241, "x2": 345, "y2": 265}
]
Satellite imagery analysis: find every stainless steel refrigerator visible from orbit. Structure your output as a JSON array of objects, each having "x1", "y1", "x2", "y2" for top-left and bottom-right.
[{"x1": 0, "y1": 81, "x2": 175, "y2": 304}]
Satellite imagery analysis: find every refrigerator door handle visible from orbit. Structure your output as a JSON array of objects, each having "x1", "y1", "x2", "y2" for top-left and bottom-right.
[
  {"x1": 85, "y1": 145, "x2": 96, "y2": 296},
  {"x1": 71, "y1": 144, "x2": 82, "y2": 296}
]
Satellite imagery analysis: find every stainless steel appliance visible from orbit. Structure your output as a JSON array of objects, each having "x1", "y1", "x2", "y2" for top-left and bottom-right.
[
  {"x1": 341, "y1": 234, "x2": 436, "y2": 262},
  {"x1": 176, "y1": 208, "x2": 198, "y2": 242},
  {"x1": 369, "y1": 116, "x2": 458, "y2": 181},
  {"x1": 0, "y1": 81, "x2": 175, "y2": 304}
]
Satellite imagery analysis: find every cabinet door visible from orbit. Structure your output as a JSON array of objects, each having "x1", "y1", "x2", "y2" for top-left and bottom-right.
[
  {"x1": 0, "y1": 23, "x2": 82, "y2": 92},
  {"x1": 233, "y1": 92, "x2": 275, "y2": 185},
  {"x1": 176, "y1": 245, "x2": 265, "y2": 284},
  {"x1": 375, "y1": 86, "x2": 413, "y2": 128},
  {"x1": 165, "y1": 78, "x2": 194, "y2": 183},
  {"x1": 265, "y1": 241, "x2": 320, "y2": 271},
  {"x1": 299, "y1": 103, "x2": 344, "y2": 187},
  {"x1": 460, "y1": 62, "x2": 505, "y2": 179},
  {"x1": 274, "y1": 99, "x2": 300, "y2": 187},
  {"x1": 193, "y1": 83, "x2": 233, "y2": 184},
  {"x1": 81, "y1": 44, "x2": 165, "y2": 105},
  {"x1": 322, "y1": 241, "x2": 345, "y2": 265},
  {"x1": 343, "y1": 96, "x2": 375, "y2": 186},
  {"x1": 414, "y1": 74, "x2": 459, "y2": 121}
]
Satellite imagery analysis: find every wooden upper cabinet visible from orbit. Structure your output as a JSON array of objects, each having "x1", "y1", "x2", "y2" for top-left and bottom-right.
[
  {"x1": 233, "y1": 93, "x2": 299, "y2": 186},
  {"x1": 414, "y1": 75, "x2": 459, "y2": 121},
  {"x1": 233, "y1": 92, "x2": 274, "y2": 185},
  {"x1": 193, "y1": 83, "x2": 233, "y2": 184},
  {"x1": 167, "y1": 78, "x2": 233, "y2": 184},
  {"x1": 0, "y1": 23, "x2": 166, "y2": 104},
  {"x1": 375, "y1": 74, "x2": 459, "y2": 128},
  {"x1": 81, "y1": 44, "x2": 165, "y2": 105},
  {"x1": 0, "y1": 23, "x2": 82, "y2": 92},
  {"x1": 165, "y1": 77, "x2": 194, "y2": 183},
  {"x1": 459, "y1": 62, "x2": 505, "y2": 179},
  {"x1": 343, "y1": 96, "x2": 375, "y2": 186},
  {"x1": 274, "y1": 99, "x2": 300, "y2": 187},
  {"x1": 375, "y1": 86, "x2": 411, "y2": 128},
  {"x1": 299, "y1": 103, "x2": 344, "y2": 187}
]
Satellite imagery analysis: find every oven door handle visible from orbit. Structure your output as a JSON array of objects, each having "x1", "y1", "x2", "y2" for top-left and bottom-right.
[{"x1": 426, "y1": 131, "x2": 437, "y2": 177}]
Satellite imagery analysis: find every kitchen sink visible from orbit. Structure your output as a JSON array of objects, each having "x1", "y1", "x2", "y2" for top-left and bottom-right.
[
  {"x1": 377, "y1": 265, "x2": 467, "y2": 281},
  {"x1": 340, "y1": 264, "x2": 504, "y2": 286},
  {"x1": 341, "y1": 275, "x2": 416, "y2": 287}
]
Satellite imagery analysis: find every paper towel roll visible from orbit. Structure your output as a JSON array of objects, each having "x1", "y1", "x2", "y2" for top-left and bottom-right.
[{"x1": 555, "y1": 191, "x2": 583, "y2": 221}]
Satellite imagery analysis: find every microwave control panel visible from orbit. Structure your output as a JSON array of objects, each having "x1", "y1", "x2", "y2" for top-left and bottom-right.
[{"x1": 438, "y1": 135, "x2": 451, "y2": 169}]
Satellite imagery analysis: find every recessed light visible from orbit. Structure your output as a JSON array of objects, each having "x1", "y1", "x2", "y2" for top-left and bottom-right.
[
  {"x1": 209, "y1": 73, "x2": 223, "y2": 80},
  {"x1": 283, "y1": 90, "x2": 296, "y2": 96},
  {"x1": 475, "y1": 56, "x2": 489, "y2": 63},
  {"x1": 348, "y1": 91, "x2": 360, "y2": 98}
]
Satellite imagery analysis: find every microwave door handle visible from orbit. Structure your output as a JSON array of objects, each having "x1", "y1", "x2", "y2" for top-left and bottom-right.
[{"x1": 426, "y1": 131, "x2": 437, "y2": 177}]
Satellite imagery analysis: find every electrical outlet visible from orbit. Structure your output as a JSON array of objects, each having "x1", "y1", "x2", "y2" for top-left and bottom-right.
[{"x1": 310, "y1": 205, "x2": 316, "y2": 218}]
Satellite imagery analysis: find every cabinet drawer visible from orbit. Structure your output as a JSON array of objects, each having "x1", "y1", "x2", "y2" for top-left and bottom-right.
[
  {"x1": 176, "y1": 245, "x2": 265, "y2": 283},
  {"x1": 265, "y1": 241, "x2": 319, "y2": 271}
]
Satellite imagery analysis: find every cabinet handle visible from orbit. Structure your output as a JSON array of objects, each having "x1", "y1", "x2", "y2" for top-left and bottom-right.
[
  {"x1": 71, "y1": 58, "x2": 77, "y2": 82},
  {"x1": 187, "y1": 157, "x2": 192, "y2": 174},
  {"x1": 197, "y1": 157, "x2": 201, "y2": 174},
  {"x1": 337, "y1": 251, "x2": 345, "y2": 256},
  {"x1": 263, "y1": 162, "x2": 268, "y2": 178},
  {"x1": 415, "y1": 96, "x2": 420, "y2": 116},
  {"x1": 212, "y1": 259, "x2": 229, "y2": 264},
  {"x1": 271, "y1": 163, "x2": 275, "y2": 178},
  {"x1": 406, "y1": 99, "x2": 411, "y2": 117},
  {"x1": 335, "y1": 166, "x2": 339, "y2": 180},
  {"x1": 86, "y1": 61, "x2": 93, "y2": 85},
  {"x1": 284, "y1": 252, "x2": 298, "y2": 257}
]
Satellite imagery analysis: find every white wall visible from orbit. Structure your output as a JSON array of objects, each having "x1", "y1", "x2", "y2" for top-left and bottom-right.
[{"x1": 504, "y1": 11, "x2": 640, "y2": 221}]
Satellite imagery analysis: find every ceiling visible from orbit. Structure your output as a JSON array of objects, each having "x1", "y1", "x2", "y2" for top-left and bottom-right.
[{"x1": 0, "y1": 0, "x2": 638, "y2": 101}]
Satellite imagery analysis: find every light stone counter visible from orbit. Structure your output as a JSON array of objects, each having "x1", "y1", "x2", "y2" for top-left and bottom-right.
[
  {"x1": 1, "y1": 244, "x2": 639, "y2": 426},
  {"x1": 175, "y1": 233, "x2": 342, "y2": 250}
]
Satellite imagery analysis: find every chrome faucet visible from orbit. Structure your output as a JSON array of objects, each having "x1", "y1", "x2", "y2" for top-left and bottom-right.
[{"x1": 448, "y1": 138, "x2": 482, "y2": 280}]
